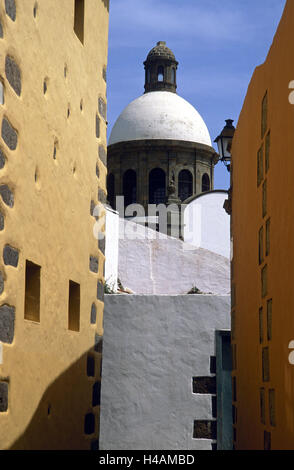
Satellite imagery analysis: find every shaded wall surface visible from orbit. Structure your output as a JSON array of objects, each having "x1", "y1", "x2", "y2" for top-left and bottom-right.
[
  {"x1": 231, "y1": 0, "x2": 294, "y2": 450},
  {"x1": 0, "y1": 0, "x2": 109, "y2": 449},
  {"x1": 100, "y1": 294, "x2": 230, "y2": 450}
]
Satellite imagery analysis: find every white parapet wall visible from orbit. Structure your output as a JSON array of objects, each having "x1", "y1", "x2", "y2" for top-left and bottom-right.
[
  {"x1": 100, "y1": 294, "x2": 231, "y2": 450},
  {"x1": 183, "y1": 191, "x2": 230, "y2": 259},
  {"x1": 104, "y1": 206, "x2": 119, "y2": 292}
]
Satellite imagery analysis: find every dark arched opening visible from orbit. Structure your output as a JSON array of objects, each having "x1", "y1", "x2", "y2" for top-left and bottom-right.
[
  {"x1": 107, "y1": 173, "x2": 115, "y2": 208},
  {"x1": 172, "y1": 67, "x2": 176, "y2": 84},
  {"x1": 178, "y1": 169, "x2": 193, "y2": 201},
  {"x1": 123, "y1": 169, "x2": 137, "y2": 207},
  {"x1": 202, "y1": 173, "x2": 210, "y2": 192},
  {"x1": 157, "y1": 66, "x2": 164, "y2": 82},
  {"x1": 149, "y1": 168, "x2": 166, "y2": 204}
]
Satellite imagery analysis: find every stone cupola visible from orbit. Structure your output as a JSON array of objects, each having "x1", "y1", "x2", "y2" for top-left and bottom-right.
[{"x1": 143, "y1": 41, "x2": 178, "y2": 94}]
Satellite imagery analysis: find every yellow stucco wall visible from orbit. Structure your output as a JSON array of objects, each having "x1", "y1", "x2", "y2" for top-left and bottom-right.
[
  {"x1": 231, "y1": 0, "x2": 294, "y2": 450},
  {"x1": 0, "y1": 0, "x2": 109, "y2": 449}
]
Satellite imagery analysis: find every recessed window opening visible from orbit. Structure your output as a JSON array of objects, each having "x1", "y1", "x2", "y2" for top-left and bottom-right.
[
  {"x1": 147, "y1": 69, "x2": 151, "y2": 83},
  {"x1": 172, "y1": 68, "x2": 176, "y2": 84},
  {"x1": 202, "y1": 173, "x2": 210, "y2": 192},
  {"x1": 24, "y1": 260, "x2": 41, "y2": 322},
  {"x1": 123, "y1": 169, "x2": 136, "y2": 207},
  {"x1": 178, "y1": 169, "x2": 193, "y2": 201},
  {"x1": 74, "y1": 0, "x2": 85, "y2": 44},
  {"x1": 68, "y1": 280, "x2": 80, "y2": 332},
  {"x1": 157, "y1": 66, "x2": 164, "y2": 82},
  {"x1": 149, "y1": 168, "x2": 166, "y2": 204}
]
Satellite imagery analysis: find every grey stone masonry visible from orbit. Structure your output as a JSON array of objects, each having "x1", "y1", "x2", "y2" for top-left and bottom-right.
[
  {"x1": 0, "y1": 185, "x2": 14, "y2": 207},
  {"x1": 98, "y1": 145, "x2": 107, "y2": 167},
  {"x1": 0, "y1": 148, "x2": 6, "y2": 169},
  {"x1": 2, "y1": 118, "x2": 18, "y2": 150},
  {"x1": 97, "y1": 281, "x2": 104, "y2": 302},
  {"x1": 0, "y1": 382, "x2": 8, "y2": 412},
  {"x1": 90, "y1": 256, "x2": 99, "y2": 274},
  {"x1": 91, "y1": 303, "x2": 97, "y2": 324},
  {"x1": 98, "y1": 97, "x2": 107, "y2": 122},
  {"x1": 0, "y1": 304, "x2": 15, "y2": 343},
  {"x1": 5, "y1": 56, "x2": 21, "y2": 96},
  {"x1": 5, "y1": 0, "x2": 16, "y2": 21},
  {"x1": 3, "y1": 245, "x2": 19, "y2": 267}
]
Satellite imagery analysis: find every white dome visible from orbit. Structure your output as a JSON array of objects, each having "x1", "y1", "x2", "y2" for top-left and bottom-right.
[{"x1": 108, "y1": 91, "x2": 212, "y2": 147}]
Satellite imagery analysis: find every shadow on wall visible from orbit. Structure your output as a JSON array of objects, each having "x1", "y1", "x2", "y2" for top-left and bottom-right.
[{"x1": 9, "y1": 345, "x2": 102, "y2": 450}]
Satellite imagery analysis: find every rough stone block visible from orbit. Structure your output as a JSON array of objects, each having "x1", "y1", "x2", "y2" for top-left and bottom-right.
[
  {"x1": 5, "y1": 0, "x2": 16, "y2": 21},
  {"x1": 5, "y1": 56, "x2": 21, "y2": 96},
  {"x1": 98, "y1": 188, "x2": 107, "y2": 205},
  {"x1": 98, "y1": 236, "x2": 105, "y2": 255},
  {"x1": 91, "y1": 439, "x2": 99, "y2": 450},
  {"x1": 92, "y1": 381, "x2": 101, "y2": 407},
  {"x1": 96, "y1": 115, "x2": 100, "y2": 138},
  {"x1": 0, "y1": 148, "x2": 6, "y2": 169},
  {"x1": 98, "y1": 145, "x2": 107, "y2": 167},
  {"x1": 0, "y1": 272, "x2": 4, "y2": 295},
  {"x1": 192, "y1": 376, "x2": 216, "y2": 394},
  {"x1": 2, "y1": 118, "x2": 18, "y2": 150},
  {"x1": 0, "y1": 213, "x2": 4, "y2": 231},
  {"x1": 94, "y1": 334, "x2": 103, "y2": 353},
  {"x1": 0, "y1": 304, "x2": 15, "y2": 343},
  {"x1": 84, "y1": 413, "x2": 95, "y2": 435},
  {"x1": 97, "y1": 281, "x2": 104, "y2": 302},
  {"x1": 91, "y1": 303, "x2": 97, "y2": 324},
  {"x1": 98, "y1": 97, "x2": 107, "y2": 121},
  {"x1": 193, "y1": 420, "x2": 217, "y2": 440},
  {"x1": 87, "y1": 354, "x2": 95, "y2": 377},
  {"x1": 0, "y1": 382, "x2": 8, "y2": 412},
  {"x1": 90, "y1": 256, "x2": 99, "y2": 274},
  {"x1": 0, "y1": 185, "x2": 14, "y2": 207},
  {"x1": 3, "y1": 245, "x2": 19, "y2": 267},
  {"x1": 264, "y1": 431, "x2": 271, "y2": 451}
]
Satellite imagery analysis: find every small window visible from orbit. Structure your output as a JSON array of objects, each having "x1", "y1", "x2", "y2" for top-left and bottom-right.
[
  {"x1": 202, "y1": 173, "x2": 210, "y2": 192},
  {"x1": 68, "y1": 280, "x2": 80, "y2": 331},
  {"x1": 265, "y1": 131, "x2": 270, "y2": 173},
  {"x1": 261, "y1": 91, "x2": 268, "y2": 138},
  {"x1": 267, "y1": 299, "x2": 272, "y2": 341},
  {"x1": 259, "y1": 226, "x2": 264, "y2": 265},
  {"x1": 262, "y1": 180, "x2": 267, "y2": 218},
  {"x1": 257, "y1": 145, "x2": 264, "y2": 187},
  {"x1": 262, "y1": 347, "x2": 270, "y2": 382},
  {"x1": 147, "y1": 69, "x2": 151, "y2": 83},
  {"x1": 266, "y1": 218, "x2": 270, "y2": 256},
  {"x1": 261, "y1": 264, "x2": 268, "y2": 298},
  {"x1": 157, "y1": 66, "x2": 164, "y2": 82},
  {"x1": 24, "y1": 261, "x2": 41, "y2": 322},
  {"x1": 74, "y1": 0, "x2": 85, "y2": 44},
  {"x1": 259, "y1": 307, "x2": 263, "y2": 344},
  {"x1": 172, "y1": 68, "x2": 176, "y2": 84}
]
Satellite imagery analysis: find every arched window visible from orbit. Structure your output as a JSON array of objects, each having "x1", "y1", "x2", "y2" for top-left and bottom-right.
[
  {"x1": 123, "y1": 169, "x2": 137, "y2": 207},
  {"x1": 202, "y1": 173, "x2": 210, "y2": 192},
  {"x1": 172, "y1": 68, "x2": 176, "y2": 84},
  {"x1": 107, "y1": 173, "x2": 115, "y2": 208},
  {"x1": 178, "y1": 170, "x2": 193, "y2": 201},
  {"x1": 157, "y1": 66, "x2": 164, "y2": 82},
  {"x1": 149, "y1": 168, "x2": 166, "y2": 204},
  {"x1": 147, "y1": 69, "x2": 151, "y2": 83}
]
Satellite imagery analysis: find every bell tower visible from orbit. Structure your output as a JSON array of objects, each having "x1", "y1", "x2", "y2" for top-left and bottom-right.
[{"x1": 144, "y1": 41, "x2": 178, "y2": 94}]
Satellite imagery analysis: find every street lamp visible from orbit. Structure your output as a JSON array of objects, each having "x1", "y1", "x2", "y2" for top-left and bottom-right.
[{"x1": 214, "y1": 119, "x2": 235, "y2": 171}]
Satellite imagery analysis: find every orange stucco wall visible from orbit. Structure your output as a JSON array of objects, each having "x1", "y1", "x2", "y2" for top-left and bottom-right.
[{"x1": 231, "y1": 0, "x2": 294, "y2": 449}]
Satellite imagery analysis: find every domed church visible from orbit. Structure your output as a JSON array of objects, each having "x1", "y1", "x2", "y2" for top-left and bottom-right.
[{"x1": 107, "y1": 41, "x2": 218, "y2": 210}]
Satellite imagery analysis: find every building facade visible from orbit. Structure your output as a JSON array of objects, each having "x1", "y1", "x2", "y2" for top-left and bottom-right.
[
  {"x1": 0, "y1": 0, "x2": 109, "y2": 449},
  {"x1": 107, "y1": 42, "x2": 218, "y2": 210},
  {"x1": 230, "y1": 0, "x2": 294, "y2": 450}
]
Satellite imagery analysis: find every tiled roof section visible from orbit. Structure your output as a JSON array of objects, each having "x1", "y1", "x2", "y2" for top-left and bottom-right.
[{"x1": 147, "y1": 41, "x2": 176, "y2": 61}]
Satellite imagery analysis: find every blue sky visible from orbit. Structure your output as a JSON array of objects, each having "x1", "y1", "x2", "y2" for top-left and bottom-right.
[{"x1": 106, "y1": 0, "x2": 286, "y2": 190}]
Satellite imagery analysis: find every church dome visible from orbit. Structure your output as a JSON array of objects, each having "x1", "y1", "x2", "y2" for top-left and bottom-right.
[{"x1": 108, "y1": 91, "x2": 212, "y2": 147}]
